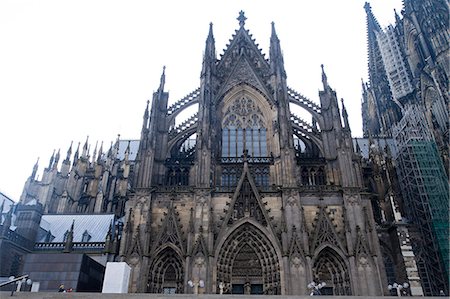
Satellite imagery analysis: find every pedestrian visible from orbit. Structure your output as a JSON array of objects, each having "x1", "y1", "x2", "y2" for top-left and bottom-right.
[{"x1": 58, "y1": 284, "x2": 65, "y2": 292}]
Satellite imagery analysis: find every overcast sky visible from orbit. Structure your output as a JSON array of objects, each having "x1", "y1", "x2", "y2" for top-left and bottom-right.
[{"x1": 0, "y1": 0, "x2": 402, "y2": 201}]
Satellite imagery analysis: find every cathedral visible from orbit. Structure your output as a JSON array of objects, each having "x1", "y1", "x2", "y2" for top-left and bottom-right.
[
  {"x1": 116, "y1": 11, "x2": 386, "y2": 296},
  {"x1": 1, "y1": 1, "x2": 448, "y2": 297}
]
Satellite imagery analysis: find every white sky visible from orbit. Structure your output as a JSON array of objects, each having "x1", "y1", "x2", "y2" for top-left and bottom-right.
[{"x1": 0, "y1": 0, "x2": 402, "y2": 201}]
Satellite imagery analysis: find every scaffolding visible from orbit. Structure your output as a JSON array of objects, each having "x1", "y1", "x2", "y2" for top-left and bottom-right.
[
  {"x1": 376, "y1": 25, "x2": 414, "y2": 102},
  {"x1": 393, "y1": 105, "x2": 449, "y2": 296}
]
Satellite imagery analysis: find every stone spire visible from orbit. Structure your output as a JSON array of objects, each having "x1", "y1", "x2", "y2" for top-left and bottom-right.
[
  {"x1": 142, "y1": 100, "x2": 149, "y2": 131},
  {"x1": 64, "y1": 141, "x2": 73, "y2": 163},
  {"x1": 321, "y1": 64, "x2": 328, "y2": 90},
  {"x1": 341, "y1": 98, "x2": 350, "y2": 131},
  {"x1": 201, "y1": 22, "x2": 216, "y2": 76},
  {"x1": 97, "y1": 141, "x2": 104, "y2": 164},
  {"x1": 82, "y1": 136, "x2": 89, "y2": 158},
  {"x1": 53, "y1": 149, "x2": 60, "y2": 170},
  {"x1": 73, "y1": 142, "x2": 80, "y2": 166},
  {"x1": 31, "y1": 157, "x2": 39, "y2": 180},
  {"x1": 270, "y1": 21, "x2": 286, "y2": 77},
  {"x1": 48, "y1": 149, "x2": 55, "y2": 169},
  {"x1": 158, "y1": 66, "x2": 165, "y2": 94},
  {"x1": 63, "y1": 219, "x2": 75, "y2": 253}
]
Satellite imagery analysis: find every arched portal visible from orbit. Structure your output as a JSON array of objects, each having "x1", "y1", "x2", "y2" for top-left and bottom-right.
[
  {"x1": 148, "y1": 246, "x2": 184, "y2": 294},
  {"x1": 216, "y1": 222, "x2": 281, "y2": 294},
  {"x1": 312, "y1": 247, "x2": 352, "y2": 295}
]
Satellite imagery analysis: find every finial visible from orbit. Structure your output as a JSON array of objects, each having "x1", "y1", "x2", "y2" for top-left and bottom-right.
[
  {"x1": 82, "y1": 136, "x2": 89, "y2": 158},
  {"x1": 31, "y1": 157, "x2": 39, "y2": 179},
  {"x1": 97, "y1": 141, "x2": 104, "y2": 163},
  {"x1": 270, "y1": 21, "x2": 278, "y2": 39},
  {"x1": 65, "y1": 141, "x2": 73, "y2": 162},
  {"x1": 341, "y1": 98, "x2": 350, "y2": 131},
  {"x1": 48, "y1": 149, "x2": 55, "y2": 169},
  {"x1": 321, "y1": 64, "x2": 328, "y2": 88},
  {"x1": 158, "y1": 66, "x2": 166, "y2": 92},
  {"x1": 125, "y1": 140, "x2": 131, "y2": 161},
  {"x1": 237, "y1": 10, "x2": 247, "y2": 27},
  {"x1": 92, "y1": 141, "x2": 98, "y2": 163},
  {"x1": 361, "y1": 78, "x2": 366, "y2": 92},
  {"x1": 208, "y1": 22, "x2": 213, "y2": 36},
  {"x1": 73, "y1": 142, "x2": 80, "y2": 164},
  {"x1": 53, "y1": 149, "x2": 60, "y2": 169}
]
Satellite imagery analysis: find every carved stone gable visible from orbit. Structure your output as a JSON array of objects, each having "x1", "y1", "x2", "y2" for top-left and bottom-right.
[
  {"x1": 191, "y1": 228, "x2": 208, "y2": 257},
  {"x1": 127, "y1": 225, "x2": 143, "y2": 257},
  {"x1": 152, "y1": 204, "x2": 185, "y2": 254},
  {"x1": 231, "y1": 177, "x2": 266, "y2": 225},
  {"x1": 221, "y1": 57, "x2": 268, "y2": 97},
  {"x1": 310, "y1": 206, "x2": 344, "y2": 253},
  {"x1": 217, "y1": 26, "x2": 270, "y2": 81},
  {"x1": 289, "y1": 226, "x2": 305, "y2": 257},
  {"x1": 354, "y1": 226, "x2": 370, "y2": 257},
  {"x1": 221, "y1": 163, "x2": 272, "y2": 228}
]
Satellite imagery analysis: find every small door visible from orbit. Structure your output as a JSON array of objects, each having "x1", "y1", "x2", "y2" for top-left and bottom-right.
[
  {"x1": 232, "y1": 284, "x2": 244, "y2": 294},
  {"x1": 320, "y1": 286, "x2": 333, "y2": 295},
  {"x1": 231, "y1": 283, "x2": 264, "y2": 295},
  {"x1": 251, "y1": 284, "x2": 263, "y2": 294}
]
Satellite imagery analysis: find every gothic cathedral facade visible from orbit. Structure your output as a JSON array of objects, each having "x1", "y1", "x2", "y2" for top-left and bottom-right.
[{"x1": 117, "y1": 12, "x2": 387, "y2": 295}]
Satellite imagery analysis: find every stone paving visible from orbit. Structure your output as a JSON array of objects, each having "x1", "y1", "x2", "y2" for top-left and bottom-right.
[{"x1": 1, "y1": 292, "x2": 439, "y2": 299}]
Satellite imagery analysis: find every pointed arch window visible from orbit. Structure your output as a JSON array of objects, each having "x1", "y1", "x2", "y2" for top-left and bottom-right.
[
  {"x1": 222, "y1": 127, "x2": 267, "y2": 158},
  {"x1": 221, "y1": 97, "x2": 267, "y2": 158},
  {"x1": 221, "y1": 96, "x2": 270, "y2": 187}
]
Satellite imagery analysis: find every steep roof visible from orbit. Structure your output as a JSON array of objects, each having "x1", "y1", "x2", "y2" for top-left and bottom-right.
[
  {"x1": 216, "y1": 11, "x2": 272, "y2": 100},
  {"x1": 353, "y1": 137, "x2": 396, "y2": 159},
  {"x1": 39, "y1": 214, "x2": 114, "y2": 243}
]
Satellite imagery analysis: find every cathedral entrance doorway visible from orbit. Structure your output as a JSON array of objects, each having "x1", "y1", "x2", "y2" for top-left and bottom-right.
[
  {"x1": 217, "y1": 222, "x2": 281, "y2": 295},
  {"x1": 148, "y1": 246, "x2": 184, "y2": 294},
  {"x1": 312, "y1": 247, "x2": 352, "y2": 295},
  {"x1": 231, "y1": 243, "x2": 264, "y2": 294}
]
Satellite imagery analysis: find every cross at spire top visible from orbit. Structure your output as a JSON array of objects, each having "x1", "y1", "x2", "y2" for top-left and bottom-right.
[{"x1": 237, "y1": 10, "x2": 247, "y2": 27}]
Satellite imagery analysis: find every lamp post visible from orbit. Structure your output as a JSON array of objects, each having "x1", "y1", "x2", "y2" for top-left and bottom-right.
[
  {"x1": 187, "y1": 279, "x2": 204, "y2": 295},
  {"x1": 388, "y1": 282, "x2": 409, "y2": 297},
  {"x1": 308, "y1": 281, "x2": 326, "y2": 296}
]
